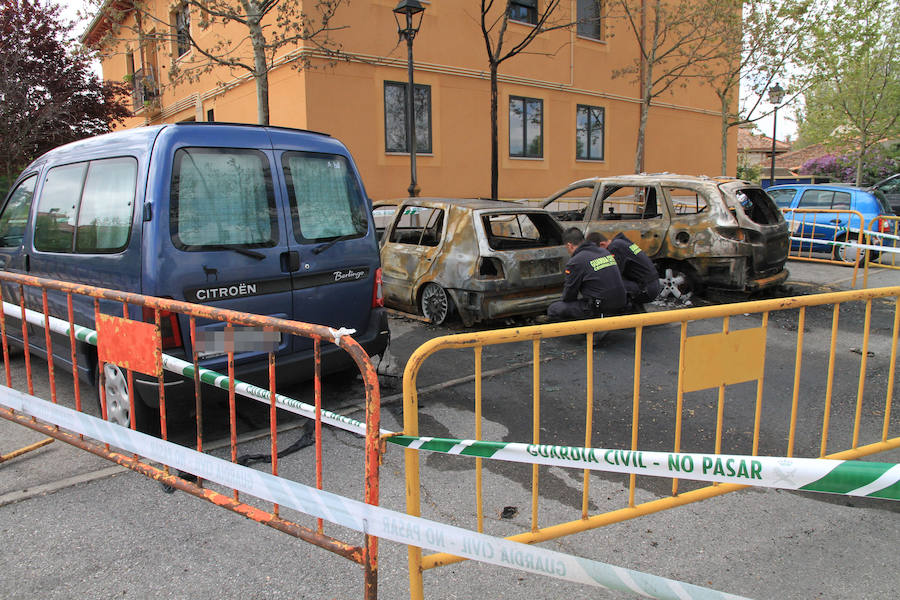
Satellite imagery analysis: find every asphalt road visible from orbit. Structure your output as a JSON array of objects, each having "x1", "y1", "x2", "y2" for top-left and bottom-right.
[{"x1": 1, "y1": 261, "x2": 898, "y2": 600}]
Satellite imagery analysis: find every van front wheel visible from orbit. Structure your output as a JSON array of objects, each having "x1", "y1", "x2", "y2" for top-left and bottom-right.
[{"x1": 96, "y1": 363, "x2": 156, "y2": 434}]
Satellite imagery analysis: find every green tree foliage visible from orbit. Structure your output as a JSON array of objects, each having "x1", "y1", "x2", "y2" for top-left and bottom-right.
[
  {"x1": 0, "y1": 0, "x2": 130, "y2": 182},
  {"x1": 704, "y1": 0, "x2": 819, "y2": 176},
  {"x1": 795, "y1": 0, "x2": 900, "y2": 185}
]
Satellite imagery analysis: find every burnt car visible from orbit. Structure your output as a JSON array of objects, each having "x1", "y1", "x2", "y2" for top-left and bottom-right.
[
  {"x1": 541, "y1": 174, "x2": 789, "y2": 297},
  {"x1": 374, "y1": 198, "x2": 567, "y2": 325}
]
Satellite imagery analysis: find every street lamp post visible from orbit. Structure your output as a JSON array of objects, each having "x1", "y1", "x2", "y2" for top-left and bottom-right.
[
  {"x1": 767, "y1": 83, "x2": 786, "y2": 188},
  {"x1": 393, "y1": 0, "x2": 425, "y2": 197}
]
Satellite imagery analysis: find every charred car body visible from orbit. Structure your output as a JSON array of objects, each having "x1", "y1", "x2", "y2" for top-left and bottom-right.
[
  {"x1": 374, "y1": 198, "x2": 567, "y2": 325},
  {"x1": 541, "y1": 175, "x2": 789, "y2": 296}
]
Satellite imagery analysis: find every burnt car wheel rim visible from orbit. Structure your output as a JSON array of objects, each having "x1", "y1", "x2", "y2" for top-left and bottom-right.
[
  {"x1": 421, "y1": 283, "x2": 449, "y2": 325},
  {"x1": 658, "y1": 267, "x2": 691, "y2": 301},
  {"x1": 103, "y1": 363, "x2": 131, "y2": 427}
]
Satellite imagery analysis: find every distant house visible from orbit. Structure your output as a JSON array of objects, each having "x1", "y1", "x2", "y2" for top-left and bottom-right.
[{"x1": 737, "y1": 125, "x2": 791, "y2": 168}]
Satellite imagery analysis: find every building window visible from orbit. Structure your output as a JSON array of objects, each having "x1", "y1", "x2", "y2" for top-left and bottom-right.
[
  {"x1": 576, "y1": 104, "x2": 604, "y2": 160},
  {"x1": 509, "y1": 96, "x2": 543, "y2": 158},
  {"x1": 173, "y1": 5, "x2": 190, "y2": 57},
  {"x1": 577, "y1": 0, "x2": 603, "y2": 40},
  {"x1": 509, "y1": 0, "x2": 538, "y2": 24},
  {"x1": 206, "y1": 108, "x2": 215, "y2": 122},
  {"x1": 384, "y1": 81, "x2": 433, "y2": 154}
]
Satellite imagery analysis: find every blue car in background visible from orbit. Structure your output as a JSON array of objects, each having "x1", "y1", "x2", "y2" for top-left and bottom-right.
[{"x1": 767, "y1": 183, "x2": 894, "y2": 264}]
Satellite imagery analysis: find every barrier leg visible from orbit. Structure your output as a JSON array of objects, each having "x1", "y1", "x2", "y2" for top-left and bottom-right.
[{"x1": 0, "y1": 437, "x2": 53, "y2": 463}]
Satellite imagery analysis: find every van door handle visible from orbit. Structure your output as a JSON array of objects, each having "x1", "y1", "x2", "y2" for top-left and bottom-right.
[{"x1": 280, "y1": 251, "x2": 300, "y2": 273}]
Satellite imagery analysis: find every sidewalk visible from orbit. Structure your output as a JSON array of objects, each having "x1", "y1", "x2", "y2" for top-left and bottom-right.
[{"x1": 785, "y1": 259, "x2": 900, "y2": 292}]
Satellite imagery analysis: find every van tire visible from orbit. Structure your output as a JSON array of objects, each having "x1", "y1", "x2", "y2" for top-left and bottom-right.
[
  {"x1": 420, "y1": 283, "x2": 452, "y2": 325},
  {"x1": 95, "y1": 363, "x2": 157, "y2": 435}
]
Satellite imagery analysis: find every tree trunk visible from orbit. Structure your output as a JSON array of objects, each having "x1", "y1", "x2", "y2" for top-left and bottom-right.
[
  {"x1": 490, "y1": 63, "x2": 499, "y2": 201},
  {"x1": 248, "y1": 15, "x2": 270, "y2": 125},
  {"x1": 855, "y1": 144, "x2": 866, "y2": 187},
  {"x1": 718, "y1": 91, "x2": 729, "y2": 176},
  {"x1": 635, "y1": 87, "x2": 650, "y2": 174}
]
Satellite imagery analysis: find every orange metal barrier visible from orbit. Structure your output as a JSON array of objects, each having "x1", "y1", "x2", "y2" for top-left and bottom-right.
[
  {"x1": 402, "y1": 287, "x2": 900, "y2": 599},
  {"x1": 0, "y1": 271, "x2": 381, "y2": 599}
]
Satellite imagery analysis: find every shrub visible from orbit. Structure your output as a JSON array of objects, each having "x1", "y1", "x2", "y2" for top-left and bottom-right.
[{"x1": 801, "y1": 145, "x2": 900, "y2": 186}]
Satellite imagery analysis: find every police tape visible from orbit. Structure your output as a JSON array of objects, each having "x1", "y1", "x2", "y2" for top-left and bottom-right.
[
  {"x1": 0, "y1": 387, "x2": 748, "y2": 600},
  {"x1": 5, "y1": 302, "x2": 899, "y2": 500},
  {"x1": 788, "y1": 235, "x2": 900, "y2": 254},
  {"x1": 387, "y1": 436, "x2": 900, "y2": 501},
  {"x1": 1, "y1": 302, "x2": 370, "y2": 437}
]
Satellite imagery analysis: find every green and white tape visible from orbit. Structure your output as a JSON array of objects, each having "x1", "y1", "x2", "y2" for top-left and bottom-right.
[
  {"x1": 0, "y1": 387, "x2": 748, "y2": 600},
  {"x1": 388, "y1": 436, "x2": 900, "y2": 500},
  {"x1": 4, "y1": 301, "x2": 898, "y2": 501},
  {"x1": 1, "y1": 302, "x2": 371, "y2": 436}
]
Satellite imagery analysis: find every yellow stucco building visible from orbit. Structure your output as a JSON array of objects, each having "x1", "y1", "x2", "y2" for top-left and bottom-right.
[{"x1": 84, "y1": 0, "x2": 736, "y2": 200}]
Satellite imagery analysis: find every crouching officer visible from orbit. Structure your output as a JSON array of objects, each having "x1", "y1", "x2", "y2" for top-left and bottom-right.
[
  {"x1": 590, "y1": 231, "x2": 661, "y2": 306},
  {"x1": 546, "y1": 227, "x2": 627, "y2": 322}
]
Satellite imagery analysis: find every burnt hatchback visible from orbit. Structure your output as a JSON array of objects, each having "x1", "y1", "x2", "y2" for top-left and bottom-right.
[
  {"x1": 542, "y1": 175, "x2": 789, "y2": 297},
  {"x1": 374, "y1": 198, "x2": 567, "y2": 325}
]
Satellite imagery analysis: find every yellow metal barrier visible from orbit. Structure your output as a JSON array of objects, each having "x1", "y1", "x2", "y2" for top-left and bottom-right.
[
  {"x1": 863, "y1": 215, "x2": 900, "y2": 288},
  {"x1": 402, "y1": 287, "x2": 900, "y2": 599},
  {"x1": 782, "y1": 208, "x2": 866, "y2": 285}
]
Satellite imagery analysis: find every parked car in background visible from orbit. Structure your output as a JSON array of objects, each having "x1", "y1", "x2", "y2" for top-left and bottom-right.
[
  {"x1": 767, "y1": 183, "x2": 894, "y2": 263},
  {"x1": 374, "y1": 198, "x2": 567, "y2": 325},
  {"x1": 871, "y1": 174, "x2": 900, "y2": 215},
  {"x1": 541, "y1": 174, "x2": 789, "y2": 297}
]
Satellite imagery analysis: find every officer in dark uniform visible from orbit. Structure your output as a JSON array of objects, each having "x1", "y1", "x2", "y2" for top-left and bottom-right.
[
  {"x1": 546, "y1": 228, "x2": 627, "y2": 321},
  {"x1": 589, "y1": 231, "x2": 661, "y2": 305}
]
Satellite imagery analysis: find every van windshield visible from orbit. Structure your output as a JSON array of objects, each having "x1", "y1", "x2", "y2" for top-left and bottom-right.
[
  {"x1": 171, "y1": 148, "x2": 278, "y2": 250},
  {"x1": 282, "y1": 152, "x2": 368, "y2": 243}
]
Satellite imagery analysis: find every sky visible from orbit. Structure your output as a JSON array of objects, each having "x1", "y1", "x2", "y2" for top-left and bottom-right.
[{"x1": 59, "y1": 0, "x2": 799, "y2": 142}]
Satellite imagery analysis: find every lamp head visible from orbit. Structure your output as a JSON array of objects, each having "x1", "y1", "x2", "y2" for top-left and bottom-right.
[
  {"x1": 393, "y1": 0, "x2": 425, "y2": 38},
  {"x1": 768, "y1": 82, "x2": 786, "y2": 105}
]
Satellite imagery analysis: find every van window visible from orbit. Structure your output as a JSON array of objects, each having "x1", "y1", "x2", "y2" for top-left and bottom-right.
[
  {"x1": 76, "y1": 158, "x2": 137, "y2": 252},
  {"x1": 0, "y1": 175, "x2": 37, "y2": 247},
  {"x1": 282, "y1": 152, "x2": 368, "y2": 242},
  {"x1": 35, "y1": 163, "x2": 86, "y2": 252},
  {"x1": 171, "y1": 148, "x2": 277, "y2": 249},
  {"x1": 35, "y1": 158, "x2": 138, "y2": 254}
]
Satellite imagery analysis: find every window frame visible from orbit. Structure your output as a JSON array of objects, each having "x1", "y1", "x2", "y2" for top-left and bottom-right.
[
  {"x1": 509, "y1": 95, "x2": 544, "y2": 159},
  {"x1": 576, "y1": 0, "x2": 604, "y2": 41},
  {"x1": 509, "y1": 0, "x2": 539, "y2": 25},
  {"x1": 173, "y1": 4, "x2": 190, "y2": 58},
  {"x1": 576, "y1": 104, "x2": 605, "y2": 161},
  {"x1": 383, "y1": 80, "x2": 433, "y2": 155}
]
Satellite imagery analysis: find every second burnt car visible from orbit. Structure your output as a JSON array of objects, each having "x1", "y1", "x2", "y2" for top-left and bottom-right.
[
  {"x1": 541, "y1": 174, "x2": 790, "y2": 298},
  {"x1": 374, "y1": 198, "x2": 567, "y2": 325}
]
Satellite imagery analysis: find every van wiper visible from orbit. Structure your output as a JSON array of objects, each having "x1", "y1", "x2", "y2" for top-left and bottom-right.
[
  {"x1": 221, "y1": 245, "x2": 266, "y2": 260},
  {"x1": 312, "y1": 235, "x2": 354, "y2": 255}
]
